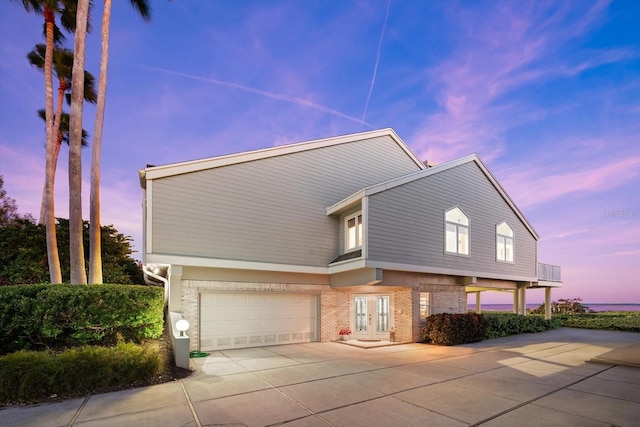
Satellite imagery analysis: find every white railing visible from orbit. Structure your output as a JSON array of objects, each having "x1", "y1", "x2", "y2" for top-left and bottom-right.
[{"x1": 538, "y1": 263, "x2": 562, "y2": 282}]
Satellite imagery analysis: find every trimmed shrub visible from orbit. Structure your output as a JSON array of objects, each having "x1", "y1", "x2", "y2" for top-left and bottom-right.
[
  {"x1": 0, "y1": 343, "x2": 161, "y2": 403},
  {"x1": 555, "y1": 312, "x2": 640, "y2": 332},
  {"x1": 421, "y1": 313, "x2": 487, "y2": 345},
  {"x1": 483, "y1": 312, "x2": 560, "y2": 339},
  {"x1": 0, "y1": 284, "x2": 163, "y2": 354}
]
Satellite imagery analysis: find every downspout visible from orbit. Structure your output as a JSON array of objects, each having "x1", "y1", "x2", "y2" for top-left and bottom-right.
[{"x1": 142, "y1": 263, "x2": 170, "y2": 304}]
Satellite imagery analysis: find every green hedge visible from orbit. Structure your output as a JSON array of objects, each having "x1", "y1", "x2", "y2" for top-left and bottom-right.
[
  {"x1": 420, "y1": 312, "x2": 561, "y2": 345},
  {"x1": 0, "y1": 284, "x2": 164, "y2": 354},
  {"x1": 0, "y1": 343, "x2": 161, "y2": 402},
  {"x1": 421, "y1": 313, "x2": 487, "y2": 345},
  {"x1": 483, "y1": 312, "x2": 561, "y2": 339},
  {"x1": 555, "y1": 312, "x2": 640, "y2": 332}
]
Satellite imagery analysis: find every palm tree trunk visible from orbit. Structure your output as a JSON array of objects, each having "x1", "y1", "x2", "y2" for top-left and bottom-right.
[
  {"x1": 68, "y1": 0, "x2": 90, "y2": 285},
  {"x1": 89, "y1": 0, "x2": 112, "y2": 285},
  {"x1": 39, "y1": 78, "x2": 67, "y2": 225},
  {"x1": 43, "y1": 6, "x2": 62, "y2": 283}
]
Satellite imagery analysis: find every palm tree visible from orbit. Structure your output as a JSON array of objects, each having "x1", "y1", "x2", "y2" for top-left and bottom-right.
[
  {"x1": 68, "y1": 0, "x2": 90, "y2": 284},
  {"x1": 12, "y1": 0, "x2": 80, "y2": 284},
  {"x1": 29, "y1": 44, "x2": 97, "y2": 224},
  {"x1": 89, "y1": 0, "x2": 150, "y2": 284}
]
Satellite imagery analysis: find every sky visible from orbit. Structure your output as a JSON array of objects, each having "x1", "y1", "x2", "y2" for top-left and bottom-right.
[{"x1": 0, "y1": 0, "x2": 638, "y2": 304}]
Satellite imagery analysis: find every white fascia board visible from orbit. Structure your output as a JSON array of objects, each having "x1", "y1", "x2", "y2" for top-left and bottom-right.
[
  {"x1": 364, "y1": 259, "x2": 538, "y2": 283},
  {"x1": 143, "y1": 128, "x2": 425, "y2": 181},
  {"x1": 145, "y1": 253, "x2": 329, "y2": 275},
  {"x1": 472, "y1": 156, "x2": 540, "y2": 240},
  {"x1": 326, "y1": 189, "x2": 365, "y2": 215}
]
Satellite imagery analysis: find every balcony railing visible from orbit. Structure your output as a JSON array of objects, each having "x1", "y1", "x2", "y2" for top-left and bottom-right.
[{"x1": 538, "y1": 263, "x2": 562, "y2": 282}]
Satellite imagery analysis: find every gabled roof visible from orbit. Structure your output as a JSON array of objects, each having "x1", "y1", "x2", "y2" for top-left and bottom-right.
[
  {"x1": 326, "y1": 154, "x2": 539, "y2": 240},
  {"x1": 139, "y1": 128, "x2": 425, "y2": 187}
]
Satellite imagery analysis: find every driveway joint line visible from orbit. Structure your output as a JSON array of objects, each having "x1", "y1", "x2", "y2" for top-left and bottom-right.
[
  {"x1": 67, "y1": 395, "x2": 90, "y2": 426},
  {"x1": 470, "y1": 364, "x2": 616, "y2": 426},
  {"x1": 180, "y1": 380, "x2": 202, "y2": 427}
]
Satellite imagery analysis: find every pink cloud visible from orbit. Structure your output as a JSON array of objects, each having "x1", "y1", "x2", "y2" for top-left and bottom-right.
[{"x1": 500, "y1": 156, "x2": 640, "y2": 209}]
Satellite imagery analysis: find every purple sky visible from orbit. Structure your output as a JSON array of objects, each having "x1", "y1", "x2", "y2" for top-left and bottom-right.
[{"x1": 1, "y1": 1, "x2": 638, "y2": 303}]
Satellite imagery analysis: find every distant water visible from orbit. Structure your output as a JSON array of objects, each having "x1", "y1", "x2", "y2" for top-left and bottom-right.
[{"x1": 468, "y1": 303, "x2": 640, "y2": 312}]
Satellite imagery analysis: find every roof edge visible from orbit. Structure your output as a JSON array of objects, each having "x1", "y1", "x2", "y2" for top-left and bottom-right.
[{"x1": 143, "y1": 128, "x2": 425, "y2": 181}]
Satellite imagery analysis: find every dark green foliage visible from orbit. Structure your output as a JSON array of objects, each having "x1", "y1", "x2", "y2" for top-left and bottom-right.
[
  {"x1": 0, "y1": 218, "x2": 144, "y2": 285},
  {"x1": 0, "y1": 343, "x2": 161, "y2": 403},
  {"x1": 530, "y1": 297, "x2": 594, "y2": 315},
  {"x1": 0, "y1": 219, "x2": 49, "y2": 285},
  {"x1": 420, "y1": 313, "x2": 487, "y2": 345},
  {"x1": 483, "y1": 313, "x2": 561, "y2": 339},
  {"x1": 555, "y1": 312, "x2": 640, "y2": 332},
  {"x1": 0, "y1": 284, "x2": 164, "y2": 355}
]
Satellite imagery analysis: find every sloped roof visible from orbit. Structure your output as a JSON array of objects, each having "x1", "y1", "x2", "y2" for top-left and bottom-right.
[
  {"x1": 139, "y1": 128, "x2": 425, "y2": 187},
  {"x1": 326, "y1": 153, "x2": 539, "y2": 240}
]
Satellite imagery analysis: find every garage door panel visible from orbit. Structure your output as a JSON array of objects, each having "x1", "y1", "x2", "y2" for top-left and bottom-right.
[{"x1": 199, "y1": 292, "x2": 318, "y2": 351}]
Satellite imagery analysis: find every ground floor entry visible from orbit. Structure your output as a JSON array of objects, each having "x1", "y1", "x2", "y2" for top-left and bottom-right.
[
  {"x1": 199, "y1": 292, "x2": 318, "y2": 351},
  {"x1": 352, "y1": 294, "x2": 392, "y2": 341}
]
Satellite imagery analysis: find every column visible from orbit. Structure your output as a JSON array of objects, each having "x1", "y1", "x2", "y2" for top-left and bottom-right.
[
  {"x1": 545, "y1": 287, "x2": 552, "y2": 320},
  {"x1": 476, "y1": 291, "x2": 482, "y2": 314},
  {"x1": 520, "y1": 286, "x2": 527, "y2": 316},
  {"x1": 513, "y1": 289, "x2": 519, "y2": 314}
]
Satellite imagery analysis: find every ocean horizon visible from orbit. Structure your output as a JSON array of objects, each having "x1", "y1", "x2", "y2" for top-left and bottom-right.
[{"x1": 468, "y1": 303, "x2": 640, "y2": 312}]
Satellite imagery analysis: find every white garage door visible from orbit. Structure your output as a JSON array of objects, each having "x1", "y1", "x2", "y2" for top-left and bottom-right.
[{"x1": 199, "y1": 292, "x2": 318, "y2": 351}]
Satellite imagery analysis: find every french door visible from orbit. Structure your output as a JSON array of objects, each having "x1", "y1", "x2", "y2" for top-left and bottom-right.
[{"x1": 353, "y1": 294, "x2": 391, "y2": 340}]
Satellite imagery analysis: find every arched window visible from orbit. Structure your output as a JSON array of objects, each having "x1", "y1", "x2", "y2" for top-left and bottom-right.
[
  {"x1": 496, "y1": 221, "x2": 514, "y2": 262},
  {"x1": 445, "y1": 207, "x2": 469, "y2": 255}
]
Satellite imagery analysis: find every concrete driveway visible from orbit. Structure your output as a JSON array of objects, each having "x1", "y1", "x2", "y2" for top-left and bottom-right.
[{"x1": 2, "y1": 327, "x2": 639, "y2": 426}]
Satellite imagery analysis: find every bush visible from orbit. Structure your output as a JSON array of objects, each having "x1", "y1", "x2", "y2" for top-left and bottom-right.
[
  {"x1": 530, "y1": 297, "x2": 594, "y2": 315},
  {"x1": 0, "y1": 343, "x2": 161, "y2": 403},
  {"x1": 421, "y1": 313, "x2": 487, "y2": 345},
  {"x1": 483, "y1": 312, "x2": 561, "y2": 339},
  {"x1": 555, "y1": 312, "x2": 640, "y2": 332},
  {"x1": 0, "y1": 284, "x2": 164, "y2": 355}
]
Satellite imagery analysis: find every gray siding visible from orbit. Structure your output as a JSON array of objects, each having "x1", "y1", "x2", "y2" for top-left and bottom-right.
[
  {"x1": 151, "y1": 135, "x2": 421, "y2": 267},
  {"x1": 367, "y1": 162, "x2": 537, "y2": 278}
]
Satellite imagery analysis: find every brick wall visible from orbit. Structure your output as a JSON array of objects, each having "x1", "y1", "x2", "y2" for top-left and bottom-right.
[{"x1": 180, "y1": 277, "x2": 466, "y2": 350}]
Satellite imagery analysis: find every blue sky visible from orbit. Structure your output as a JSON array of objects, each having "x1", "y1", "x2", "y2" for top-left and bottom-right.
[{"x1": 0, "y1": 0, "x2": 638, "y2": 303}]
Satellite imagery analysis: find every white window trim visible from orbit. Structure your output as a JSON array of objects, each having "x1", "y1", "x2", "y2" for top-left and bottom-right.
[
  {"x1": 444, "y1": 206, "x2": 470, "y2": 257},
  {"x1": 496, "y1": 221, "x2": 515, "y2": 263},
  {"x1": 344, "y1": 210, "x2": 363, "y2": 251}
]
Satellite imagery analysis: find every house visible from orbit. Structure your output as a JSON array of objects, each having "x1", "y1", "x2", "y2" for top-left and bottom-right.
[{"x1": 139, "y1": 128, "x2": 561, "y2": 351}]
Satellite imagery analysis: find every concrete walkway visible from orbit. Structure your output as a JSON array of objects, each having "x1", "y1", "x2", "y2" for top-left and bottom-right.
[{"x1": 2, "y1": 328, "x2": 639, "y2": 426}]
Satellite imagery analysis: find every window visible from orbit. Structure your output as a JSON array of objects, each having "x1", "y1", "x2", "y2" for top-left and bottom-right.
[
  {"x1": 445, "y1": 207, "x2": 469, "y2": 255},
  {"x1": 345, "y1": 211, "x2": 363, "y2": 250},
  {"x1": 496, "y1": 221, "x2": 514, "y2": 262},
  {"x1": 419, "y1": 292, "x2": 430, "y2": 320}
]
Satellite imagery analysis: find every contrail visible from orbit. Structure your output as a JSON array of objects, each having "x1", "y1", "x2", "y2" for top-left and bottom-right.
[
  {"x1": 361, "y1": 0, "x2": 391, "y2": 126},
  {"x1": 140, "y1": 65, "x2": 372, "y2": 127}
]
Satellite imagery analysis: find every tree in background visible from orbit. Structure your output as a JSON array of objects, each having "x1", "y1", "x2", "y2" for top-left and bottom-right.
[
  {"x1": 0, "y1": 218, "x2": 143, "y2": 286},
  {"x1": 0, "y1": 176, "x2": 33, "y2": 227},
  {"x1": 68, "y1": 0, "x2": 90, "y2": 284},
  {"x1": 89, "y1": 0, "x2": 151, "y2": 284},
  {"x1": 0, "y1": 176, "x2": 142, "y2": 285}
]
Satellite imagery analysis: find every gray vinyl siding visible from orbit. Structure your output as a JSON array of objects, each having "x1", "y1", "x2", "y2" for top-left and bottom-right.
[
  {"x1": 150, "y1": 135, "x2": 421, "y2": 267},
  {"x1": 367, "y1": 162, "x2": 537, "y2": 278}
]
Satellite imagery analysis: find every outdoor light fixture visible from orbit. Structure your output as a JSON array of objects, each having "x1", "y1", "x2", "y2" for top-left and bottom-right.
[{"x1": 176, "y1": 319, "x2": 189, "y2": 337}]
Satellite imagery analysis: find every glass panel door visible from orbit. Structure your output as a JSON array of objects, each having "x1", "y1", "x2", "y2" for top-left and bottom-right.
[
  {"x1": 353, "y1": 295, "x2": 392, "y2": 339},
  {"x1": 355, "y1": 296, "x2": 367, "y2": 332},
  {"x1": 376, "y1": 296, "x2": 389, "y2": 332}
]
